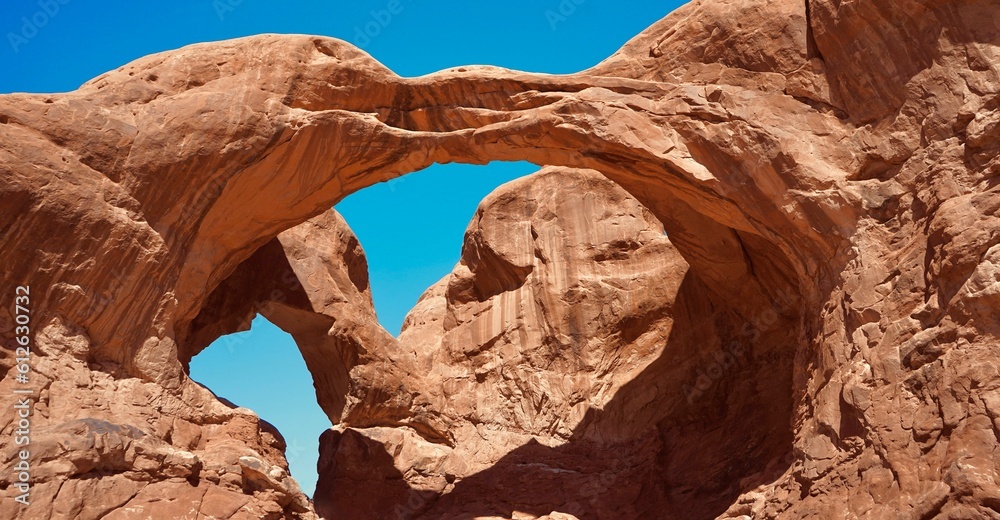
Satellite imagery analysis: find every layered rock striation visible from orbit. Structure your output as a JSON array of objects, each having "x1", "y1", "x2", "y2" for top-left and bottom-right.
[
  {"x1": 316, "y1": 167, "x2": 703, "y2": 519},
  {"x1": 1, "y1": 0, "x2": 999, "y2": 518}
]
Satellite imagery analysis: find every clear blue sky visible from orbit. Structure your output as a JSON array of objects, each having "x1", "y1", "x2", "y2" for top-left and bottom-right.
[{"x1": 2, "y1": 0, "x2": 684, "y2": 498}]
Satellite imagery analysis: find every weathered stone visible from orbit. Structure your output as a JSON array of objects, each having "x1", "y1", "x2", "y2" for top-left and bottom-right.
[{"x1": 0, "y1": 0, "x2": 998, "y2": 518}]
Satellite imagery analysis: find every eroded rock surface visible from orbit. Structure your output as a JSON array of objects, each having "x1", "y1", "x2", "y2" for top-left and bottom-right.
[
  {"x1": 1, "y1": 0, "x2": 999, "y2": 518},
  {"x1": 180, "y1": 208, "x2": 396, "y2": 425},
  {"x1": 316, "y1": 167, "x2": 728, "y2": 519},
  {"x1": 0, "y1": 316, "x2": 314, "y2": 519}
]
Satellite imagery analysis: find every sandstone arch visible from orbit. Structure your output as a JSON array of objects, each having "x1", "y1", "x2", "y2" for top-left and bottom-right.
[
  {"x1": 2, "y1": 0, "x2": 999, "y2": 517},
  {"x1": 1, "y1": 29, "x2": 830, "y2": 386}
]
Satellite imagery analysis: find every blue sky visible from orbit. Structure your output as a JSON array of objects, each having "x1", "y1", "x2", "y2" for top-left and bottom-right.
[{"x1": 2, "y1": 0, "x2": 683, "y2": 498}]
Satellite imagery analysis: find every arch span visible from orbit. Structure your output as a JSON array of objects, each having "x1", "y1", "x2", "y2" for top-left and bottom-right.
[
  {"x1": 4, "y1": 0, "x2": 995, "y2": 516},
  {"x1": 1, "y1": 34, "x2": 847, "y2": 387},
  {"x1": 0, "y1": 30, "x2": 845, "y2": 517}
]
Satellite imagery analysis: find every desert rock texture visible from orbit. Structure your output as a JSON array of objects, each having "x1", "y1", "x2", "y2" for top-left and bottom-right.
[
  {"x1": 1, "y1": 0, "x2": 999, "y2": 518},
  {"x1": 316, "y1": 167, "x2": 700, "y2": 519}
]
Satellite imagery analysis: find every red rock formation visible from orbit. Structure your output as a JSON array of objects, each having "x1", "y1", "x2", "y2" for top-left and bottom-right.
[
  {"x1": 316, "y1": 167, "x2": 707, "y2": 519},
  {"x1": 180, "y1": 209, "x2": 395, "y2": 424},
  {"x1": 0, "y1": 0, "x2": 998, "y2": 518}
]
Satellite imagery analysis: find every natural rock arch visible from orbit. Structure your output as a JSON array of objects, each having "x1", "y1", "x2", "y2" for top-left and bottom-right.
[
  {"x1": 2, "y1": 0, "x2": 999, "y2": 517},
  {"x1": 3, "y1": 30, "x2": 834, "y2": 385}
]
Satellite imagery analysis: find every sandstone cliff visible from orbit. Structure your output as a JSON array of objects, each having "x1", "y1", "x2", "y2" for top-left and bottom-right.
[{"x1": 1, "y1": 0, "x2": 999, "y2": 518}]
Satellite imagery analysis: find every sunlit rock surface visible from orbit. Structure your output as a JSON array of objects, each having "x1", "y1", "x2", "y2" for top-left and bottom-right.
[{"x1": 2, "y1": 0, "x2": 1000, "y2": 517}]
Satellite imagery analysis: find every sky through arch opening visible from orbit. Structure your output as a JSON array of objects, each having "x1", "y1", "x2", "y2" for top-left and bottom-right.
[
  {"x1": 335, "y1": 160, "x2": 539, "y2": 335},
  {"x1": 189, "y1": 314, "x2": 329, "y2": 497}
]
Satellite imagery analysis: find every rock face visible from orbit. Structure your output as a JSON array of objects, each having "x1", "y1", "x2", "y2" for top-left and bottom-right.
[
  {"x1": 0, "y1": 211, "x2": 384, "y2": 519},
  {"x1": 180, "y1": 209, "x2": 394, "y2": 424},
  {"x1": 316, "y1": 167, "x2": 701, "y2": 519},
  {"x1": 0, "y1": 317, "x2": 315, "y2": 519},
  {"x1": 1, "y1": 0, "x2": 1000, "y2": 518}
]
